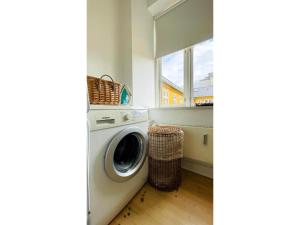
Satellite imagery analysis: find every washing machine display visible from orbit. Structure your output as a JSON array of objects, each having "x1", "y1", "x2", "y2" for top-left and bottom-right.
[{"x1": 105, "y1": 127, "x2": 147, "y2": 182}]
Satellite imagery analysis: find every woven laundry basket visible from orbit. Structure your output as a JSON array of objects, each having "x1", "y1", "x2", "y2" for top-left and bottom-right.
[
  {"x1": 87, "y1": 74, "x2": 121, "y2": 105},
  {"x1": 148, "y1": 126, "x2": 184, "y2": 191}
]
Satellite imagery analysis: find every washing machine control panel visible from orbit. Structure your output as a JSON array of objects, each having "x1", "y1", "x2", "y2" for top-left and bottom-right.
[
  {"x1": 121, "y1": 112, "x2": 132, "y2": 122},
  {"x1": 88, "y1": 109, "x2": 148, "y2": 131}
]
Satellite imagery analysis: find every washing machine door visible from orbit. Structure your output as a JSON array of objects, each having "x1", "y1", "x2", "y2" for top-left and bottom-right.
[{"x1": 104, "y1": 126, "x2": 148, "y2": 182}]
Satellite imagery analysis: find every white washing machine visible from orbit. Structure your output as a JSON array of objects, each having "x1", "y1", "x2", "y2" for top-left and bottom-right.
[{"x1": 87, "y1": 107, "x2": 149, "y2": 225}]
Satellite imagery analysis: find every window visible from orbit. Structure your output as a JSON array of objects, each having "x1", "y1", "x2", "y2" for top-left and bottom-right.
[
  {"x1": 157, "y1": 39, "x2": 213, "y2": 107},
  {"x1": 193, "y1": 39, "x2": 213, "y2": 106},
  {"x1": 160, "y1": 50, "x2": 184, "y2": 106},
  {"x1": 162, "y1": 89, "x2": 169, "y2": 104}
]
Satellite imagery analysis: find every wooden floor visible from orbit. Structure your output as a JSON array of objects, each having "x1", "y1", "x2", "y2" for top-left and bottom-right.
[{"x1": 109, "y1": 169, "x2": 213, "y2": 225}]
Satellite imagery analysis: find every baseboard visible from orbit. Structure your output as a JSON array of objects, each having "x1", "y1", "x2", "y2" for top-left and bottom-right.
[{"x1": 181, "y1": 158, "x2": 213, "y2": 179}]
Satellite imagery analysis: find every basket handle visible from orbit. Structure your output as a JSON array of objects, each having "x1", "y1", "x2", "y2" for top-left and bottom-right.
[{"x1": 98, "y1": 74, "x2": 115, "y2": 91}]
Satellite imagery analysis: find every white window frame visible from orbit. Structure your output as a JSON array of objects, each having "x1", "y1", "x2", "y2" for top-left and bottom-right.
[
  {"x1": 156, "y1": 50, "x2": 187, "y2": 108},
  {"x1": 155, "y1": 40, "x2": 213, "y2": 108},
  {"x1": 155, "y1": 46, "x2": 193, "y2": 108}
]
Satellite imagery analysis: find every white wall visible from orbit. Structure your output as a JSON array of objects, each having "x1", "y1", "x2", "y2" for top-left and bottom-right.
[
  {"x1": 147, "y1": 0, "x2": 158, "y2": 7},
  {"x1": 87, "y1": 0, "x2": 155, "y2": 104},
  {"x1": 131, "y1": 0, "x2": 155, "y2": 108},
  {"x1": 149, "y1": 108, "x2": 213, "y2": 127},
  {"x1": 119, "y1": 0, "x2": 133, "y2": 91},
  {"x1": 87, "y1": 0, "x2": 122, "y2": 82}
]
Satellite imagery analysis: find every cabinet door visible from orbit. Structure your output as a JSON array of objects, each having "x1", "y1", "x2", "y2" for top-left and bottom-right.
[{"x1": 181, "y1": 126, "x2": 213, "y2": 165}]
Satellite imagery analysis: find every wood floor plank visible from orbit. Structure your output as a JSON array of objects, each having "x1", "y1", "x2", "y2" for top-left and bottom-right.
[{"x1": 109, "y1": 169, "x2": 213, "y2": 225}]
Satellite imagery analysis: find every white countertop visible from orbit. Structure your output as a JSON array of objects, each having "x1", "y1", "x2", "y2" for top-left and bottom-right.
[{"x1": 88, "y1": 104, "x2": 147, "y2": 110}]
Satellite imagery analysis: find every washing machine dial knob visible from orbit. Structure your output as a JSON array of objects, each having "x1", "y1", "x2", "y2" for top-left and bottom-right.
[{"x1": 123, "y1": 113, "x2": 132, "y2": 121}]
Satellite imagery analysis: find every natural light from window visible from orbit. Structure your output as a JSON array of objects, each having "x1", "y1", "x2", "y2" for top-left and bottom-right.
[
  {"x1": 160, "y1": 50, "x2": 184, "y2": 106},
  {"x1": 193, "y1": 39, "x2": 213, "y2": 106}
]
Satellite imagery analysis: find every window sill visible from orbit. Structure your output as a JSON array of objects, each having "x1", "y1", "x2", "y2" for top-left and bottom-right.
[{"x1": 149, "y1": 106, "x2": 213, "y2": 110}]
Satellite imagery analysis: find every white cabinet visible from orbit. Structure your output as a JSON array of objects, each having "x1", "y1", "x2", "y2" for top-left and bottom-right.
[{"x1": 180, "y1": 126, "x2": 213, "y2": 165}]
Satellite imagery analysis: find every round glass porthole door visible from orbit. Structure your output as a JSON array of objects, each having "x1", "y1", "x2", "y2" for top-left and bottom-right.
[{"x1": 104, "y1": 127, "x2": 147, "y2": 182}]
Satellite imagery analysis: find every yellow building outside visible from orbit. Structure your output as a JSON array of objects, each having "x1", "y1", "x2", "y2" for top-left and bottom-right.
[
  {"x1": 161, "y1": 78, "x2": 213, "y2": 106},
  {"x1": 161, "y1": 81, "x2": 184, "y2": 105},
  {"x1": 193, "y1": 96, "x2": 213, "y2": 104}
]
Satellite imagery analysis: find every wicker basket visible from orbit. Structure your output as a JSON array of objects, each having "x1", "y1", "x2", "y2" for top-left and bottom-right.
[
  {"x1": 148, "y1": 126, "x2": 184, "y2": 191},
  {"x1": 87, "y1": 74, "x2": 121, "y2": 105}
]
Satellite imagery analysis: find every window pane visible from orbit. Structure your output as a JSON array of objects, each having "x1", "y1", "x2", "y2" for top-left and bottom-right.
[
  {"x1": 193, "y1": 39, "x2": 213, "y2": 106},
  {"x1": 160, "y1": 50, "x2": 184, "y2": 106}
]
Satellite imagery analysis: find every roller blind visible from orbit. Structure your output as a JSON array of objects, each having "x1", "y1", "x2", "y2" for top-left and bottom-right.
[{"x1": 155, "y1": 0, "x2": 213, "y2": 58}]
